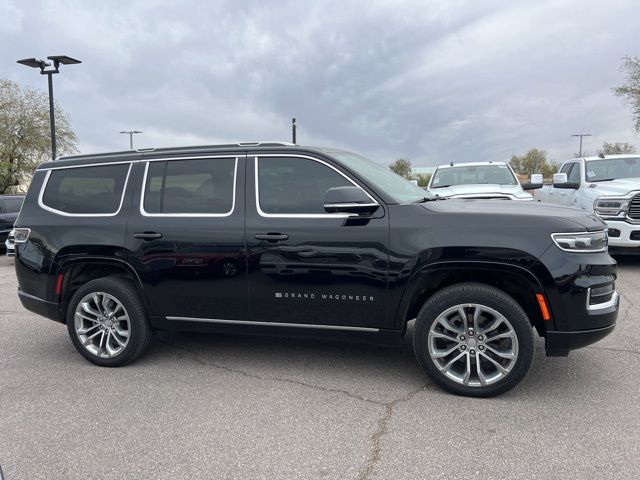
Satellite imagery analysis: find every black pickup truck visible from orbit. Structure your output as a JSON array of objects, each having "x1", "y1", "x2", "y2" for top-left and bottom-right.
[{"x1": 12, "y1": 143, "x2": 618, "y2": 396}]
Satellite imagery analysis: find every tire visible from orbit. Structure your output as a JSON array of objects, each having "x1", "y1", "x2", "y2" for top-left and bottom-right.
[
  {"x1": 413, "y1": 282, "x2": 534, "y2": 397},
  {"x1": 66, "y1": 277, "x2": 153, "y2": 367}
]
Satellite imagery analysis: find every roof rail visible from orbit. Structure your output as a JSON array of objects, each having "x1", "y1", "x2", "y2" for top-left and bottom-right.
[{"x1": 236, "y1": 141, "x2": 295, "y2": 146}]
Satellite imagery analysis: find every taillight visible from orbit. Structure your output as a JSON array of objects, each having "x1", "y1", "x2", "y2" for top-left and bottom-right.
[{"x1": 13, "y1": 228, "x2": 31, "y2": 243}]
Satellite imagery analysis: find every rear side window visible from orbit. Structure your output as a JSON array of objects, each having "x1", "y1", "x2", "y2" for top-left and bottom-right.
[
  {"x1": 143, "y1": 158, "x2": 236, "y2": 215},
  {"x1": 41, "y1": 164, "x2": 130, "y2": 215},
  {"x1": 0, "y1": 198, "x2": 23, "y2": 213}
]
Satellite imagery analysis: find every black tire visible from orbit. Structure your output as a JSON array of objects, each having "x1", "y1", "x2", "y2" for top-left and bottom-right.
[
  {"x1": 413, "y1": 282, "x2": 534, "y2": 397},
  {"x1": 66, "y1": 277, "x2": 153, "y2": 367}
]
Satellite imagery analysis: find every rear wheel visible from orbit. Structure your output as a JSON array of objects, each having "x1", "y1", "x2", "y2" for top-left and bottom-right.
[
  {"x1": 66, "y1": 277, "x2": 153, "y2": 367},
  {"x1": 413, "y1": 283, "x2": 534, "y2": 397}
]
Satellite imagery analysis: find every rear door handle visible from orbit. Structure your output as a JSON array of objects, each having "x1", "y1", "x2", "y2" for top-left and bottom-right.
[
  {"x1": 255, "y1": 233, "x2": 289, "y2": 242},
  {"x1": 133, "y1": 232, "x2": 163, "y2": 240}
]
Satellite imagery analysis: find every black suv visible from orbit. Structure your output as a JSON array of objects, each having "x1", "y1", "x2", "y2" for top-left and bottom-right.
[{"x1": 13, "y1": 143, "x2": 618, "y2": 396}]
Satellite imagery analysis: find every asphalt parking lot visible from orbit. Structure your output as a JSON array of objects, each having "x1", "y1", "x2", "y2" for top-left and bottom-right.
[{"x1": 0, "y1": 254, "x2": 638, "y2": 480}]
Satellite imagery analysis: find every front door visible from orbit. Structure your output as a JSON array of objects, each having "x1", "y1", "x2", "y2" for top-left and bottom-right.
[
  {"x1": 125, "y1": 153, "x2": 248, "y2": 321},
  {"x1": 245, "y1": 154, "x2": 390, "y2": 329}
]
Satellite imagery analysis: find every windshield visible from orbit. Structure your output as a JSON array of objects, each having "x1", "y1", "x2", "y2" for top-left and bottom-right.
[
  {"x1": 585, "y1": 157, "x2": 640, "y2": 182},
  {"x1": 325, "y1": 150, "x2": 432, "y2": 203},
  {"x1": 431, "y1": 165, "x2": 518, "y2": 188}
]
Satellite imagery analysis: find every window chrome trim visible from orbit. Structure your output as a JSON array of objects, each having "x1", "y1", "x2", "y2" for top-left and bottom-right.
[
  {"x1": 38, "y1": 160, "x2": 137, "y2": 170},
  {"x1": 38, "y1": 163, "x2": 133, "y2": 217},
  {"x1": 166, "y1": 316, "x2": 379, "y2": 332},
  {"x1": 140, "y1": 156, "x2": 238, "y2": 218},
  {"x1": 254, "y1": 154, "x2": 379, "y2": 218}
]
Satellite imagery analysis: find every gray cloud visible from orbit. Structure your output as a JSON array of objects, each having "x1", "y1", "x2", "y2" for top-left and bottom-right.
[{"x1": 2, "y1": 0, "x2": 639, "y2": 166}]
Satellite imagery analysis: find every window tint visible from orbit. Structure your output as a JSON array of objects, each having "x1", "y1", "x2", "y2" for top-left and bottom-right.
[
  {"x1": 567, "y1": 162, "x2": 581, "y2": 183},
  {"x1": 258, "y1": 157, "x2": 354, "y2": 214},
  {"x1": 559, "y1": 163, "x2": 573, "y2": 176},
  {"x1": 143, "y1": 158, "x2": 236, "y2": 214},
  {"x1": 42, "y1": 164, "x2": 130, "y2": 214},
  {"x1": 0, "y1": 198, "x2": 23, "y2": 213}
]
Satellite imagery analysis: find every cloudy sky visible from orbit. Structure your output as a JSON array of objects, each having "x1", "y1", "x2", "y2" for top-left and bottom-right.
[{"x1": 1, "y1": 0, "x2": 639, "y2": 166}]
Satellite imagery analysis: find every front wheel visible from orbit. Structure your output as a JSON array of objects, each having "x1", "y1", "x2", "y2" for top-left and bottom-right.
[
  {"x1": 66, "y1": 277, "x2": 153, "y2": 367},
  {"x1": 413, "y1": 283, "x2": 534, "y2": 397}
]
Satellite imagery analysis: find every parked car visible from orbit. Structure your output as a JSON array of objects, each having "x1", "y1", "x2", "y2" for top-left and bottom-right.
[
  {"x1": 13, "y1": 142, "x2": 617, "y2": 397},
  {"x1": 426, "y1": 162, "x2": 542, "y2": 200},
  {"x1": 536, "y1": 154, "x2": 640, "y2": 253},
  {"x1": 0, "y1": 194, "x2": 24, "y2": 254},
  {"x1": 5, "y1": 229, "x2": 16, "y2": 256}
]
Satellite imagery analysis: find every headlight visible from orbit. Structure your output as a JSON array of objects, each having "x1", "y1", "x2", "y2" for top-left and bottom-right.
[
  {"x1": 551, "y1": 230, "x2": 608, "y2": 252},
  {"x1": 593, "y1": 197, "x2": 629, "y2": 217}
]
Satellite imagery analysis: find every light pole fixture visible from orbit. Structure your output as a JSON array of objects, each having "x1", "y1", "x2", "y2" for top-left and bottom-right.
[
  {"x1": 571, "y1": 133, "x2": 592, "y2": 157},
  {"x1": 120, "y1": 130, "x2": 143, "y2": 150},
  {"x1": 17, "y1": 55, "x2": 82, "y2": 161},
  {"x1": 291, "y1": 117, "x2": 297, "y2": 144}
]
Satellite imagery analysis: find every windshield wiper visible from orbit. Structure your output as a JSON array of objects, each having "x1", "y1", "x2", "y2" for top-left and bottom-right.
[
  {"x1": 590, "y1": 178, "x2": 617, "y2": 182},
  {"x1": 431, "y1": 185, "x2": 451, "y2": 188},
  {"x1": 412, "y1": 195, "x2": 447, "y2": 203}
]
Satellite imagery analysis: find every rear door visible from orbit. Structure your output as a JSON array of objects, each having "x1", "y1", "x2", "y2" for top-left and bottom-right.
[{"x1": 125, "y1": 153, "x2": 248, "y2": 322}]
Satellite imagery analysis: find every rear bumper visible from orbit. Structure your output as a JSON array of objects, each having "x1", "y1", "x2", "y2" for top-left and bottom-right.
[
  {"x1": 18, "y1": 290, "x2": 63, "y2": 323},
  {"x1": 545, "y1": 323, "x2": 616, "y2": 357}
]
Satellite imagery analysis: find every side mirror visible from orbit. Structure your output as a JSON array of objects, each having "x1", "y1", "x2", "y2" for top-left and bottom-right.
[
  {"x1": 324, "y1": 186, "x2": 379, "y2": 215},
  {"x1": 522, "y1": 173, "x2": 544, "y2": 190},
  {"x1": 553, "y1": 173, "x2": 579, "y2": 189}
]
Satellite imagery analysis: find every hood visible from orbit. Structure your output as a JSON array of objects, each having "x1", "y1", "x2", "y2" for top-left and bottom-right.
[
  {"x1": 587, "y1": 178, "x2": 640, "y2": 197},
  {"x1": 429, "y1": 184, "x2": 532, "y2": 200},
  {"x1": 422, "y1": 198, "x2": 606, "y2": 232}
]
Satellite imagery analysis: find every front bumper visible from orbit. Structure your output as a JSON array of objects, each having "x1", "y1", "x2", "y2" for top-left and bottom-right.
[
  {"x1": 604, "y1": 219, "x2": 640, "y2": 247},
  {"x1": 545, "y1": 324, "x2": 616, "y2": 356}
]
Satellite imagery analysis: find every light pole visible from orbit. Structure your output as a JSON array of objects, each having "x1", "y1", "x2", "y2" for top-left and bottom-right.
[
  {"x1": 291, "y1": 118, "x2": 297, "y2": 144},
  {"x1": 571, "y1": 133, "x2": 592, "y2": 157},
  {"x1": 17, "y1": 55, "x2": 82, "y2": 161},
  {"x1": 120, "y1": 130, "x2": 143, "y2": 149}
]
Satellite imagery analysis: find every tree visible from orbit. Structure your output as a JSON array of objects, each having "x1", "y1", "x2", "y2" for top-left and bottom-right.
[
  {"x1": 509, "y1": 148, "x2": 558, "y2": 179},
  {"x1": 0, "y1": 78, "x2": 78, "y2": 193},
  {"x1": 389, "y1": 157, "x2": 412, "y2": 178},
  {"x1": 598, "y1": 142, "x2": 636, "y2": 155},
  {"x1": 614, "y1": 56, "x2": 640, "y2": 133},
  {"x1": 416, "y1": 174, "x2": 431, "y2": 187}
]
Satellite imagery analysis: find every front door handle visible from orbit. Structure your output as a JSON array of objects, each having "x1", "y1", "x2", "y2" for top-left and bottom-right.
[
  {"x1": 133, "y1": 232, "x2": 163, "y2": 240},
  {"x1": 255, "y1": 233, "x2": 289, "y2": 242}
]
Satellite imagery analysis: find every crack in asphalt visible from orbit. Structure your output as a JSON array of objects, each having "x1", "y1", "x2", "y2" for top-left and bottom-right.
[
  {"x1": 158, "y1": 339, "x2": 387, "y2": 406},
  {"x1": 585, "y1": 345, "x2": 640, "y2": 356},
  {"x1": 158, "y1": 339, "x2": 430, "y2": 480},
  {"x1": 357, "y1": 387, "x2": 427, "y2": 480}
]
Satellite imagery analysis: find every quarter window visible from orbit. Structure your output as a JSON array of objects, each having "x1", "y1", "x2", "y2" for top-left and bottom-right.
[
  {"x1": 257, "y1": 157, "x2": 354, "y2": 214},
  {"x1": 143, "y1": 158, "x2": 236, "y2": 215},
  {"x1": 41, "y1": 164, "x2": 130, "y2": 214}
]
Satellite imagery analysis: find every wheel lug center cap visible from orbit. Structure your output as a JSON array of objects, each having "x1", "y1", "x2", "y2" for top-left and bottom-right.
[{"x1": 467, "y1": 338, "x2": 477, "y2": 348}]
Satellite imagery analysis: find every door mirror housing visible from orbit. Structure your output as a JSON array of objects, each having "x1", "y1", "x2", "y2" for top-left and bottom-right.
[
  {"x1": 553, "y1": 173, "x2": 580, "y2": 189},
  {"x1": 324, "y1": 186, "x2": 379, "y2": 215},
  {"x1": 522, "y1": 173, "x2": 544, "y2": 190}
]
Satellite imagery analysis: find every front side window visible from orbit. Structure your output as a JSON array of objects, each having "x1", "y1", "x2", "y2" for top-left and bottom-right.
[
  {"x1": 143, "y1": 158, "x2": 236, "y2": 215},
  {"x1": 41, "y1": 164, "x2": 130, "y2": 214},
  {"x1": 568, "y1": 162, "x2": 581, "y2": 183},
  {"x1": 257, "y1": 157, "x2": 354, "y2": 214}
]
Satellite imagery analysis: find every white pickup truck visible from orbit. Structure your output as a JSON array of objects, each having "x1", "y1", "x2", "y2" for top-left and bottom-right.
[{"x1": 536, "y1": 154, "x2": 640, "y2": 250}]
